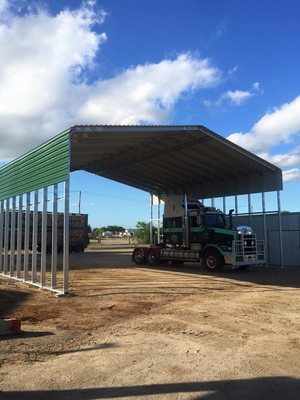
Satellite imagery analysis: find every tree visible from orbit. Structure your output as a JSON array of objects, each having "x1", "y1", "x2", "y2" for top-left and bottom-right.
[
  {"x1": 92, "y1": 227, "x2": 104, "y2": 242},
  {"x1": 105, "y1": 225, "x2": 125, "y2": 234},
  {"x1": 134, "y1": 221, "x2": 150, "y2": 244},
  {"x1": 134, "y1": 221, "x2": 159, "y2": 244}
]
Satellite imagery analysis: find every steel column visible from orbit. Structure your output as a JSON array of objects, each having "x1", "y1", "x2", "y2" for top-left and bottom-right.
[
  {"x1": 157, "y1": 196, "x2": 161, "y2": 243},
  {"x1": 16, "y1": 195, "x2": 23, "y2": 278},
  {"x1": 32, "y1": 190, "x2": 39, "y2": 283},
  {"x1": 24, "y1": 193, "x2": 31, "y2": 281},
  {"x1": 9, "y1": 197, "x2": 16, "y2": 277},
  {"x1": 277, "y1": 190, "x2": 284, "y2": 268},
  {"x1": 150, "y1": 194, "x2": 153, "y2": 245},
  {"x1": 63, "y1": 179, "x2": 70, "y2": 294},
  {"x1": 41, "y1": 187, "x2": 48, "y2": 287},
  {"x1": 248, "y1": 193, "x2": 252, "y2": 228},
  {"x1": 51, "y1": 184, "x2": 58, "y2": 289},
  {"x1": 0, "y1": 201, "x2": 4, "y2": 272},
  {"x1": 262, "y1": 191, "x2": 268, "y2": 267},
  {"x1": 3, "y1": 199, "x2": 10, "y2": 274}
]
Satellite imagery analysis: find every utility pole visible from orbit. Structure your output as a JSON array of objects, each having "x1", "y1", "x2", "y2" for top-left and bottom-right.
[{"x1": 78, "y1": 191, "x2": 82, "y2": 214}]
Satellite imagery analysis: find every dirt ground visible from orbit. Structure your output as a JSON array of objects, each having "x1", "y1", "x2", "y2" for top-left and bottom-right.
[{"x1": 1, "y1": 242, "x2": 300, "y2": 400}]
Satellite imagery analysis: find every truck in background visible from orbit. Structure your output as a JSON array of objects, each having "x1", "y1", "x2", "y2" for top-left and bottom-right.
[
  {"x1": 40, "y1": 212, "x2": 89, "y2": 253},
  {"x1": 2, "y1": 212, "x2": 89, "y2": 253},
  {"x1": 132, "y1": 196, "x2": 265, "y2": 272}
]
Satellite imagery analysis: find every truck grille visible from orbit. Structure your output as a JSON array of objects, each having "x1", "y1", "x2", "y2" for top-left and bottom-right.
[{"x1": 233, "y1": 234, "x2": 265, "y2": 265}]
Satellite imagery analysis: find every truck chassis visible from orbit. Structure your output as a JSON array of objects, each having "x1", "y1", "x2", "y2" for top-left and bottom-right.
[{"x1": 132, "y1": 233, "x2": 265, "y2": 272}]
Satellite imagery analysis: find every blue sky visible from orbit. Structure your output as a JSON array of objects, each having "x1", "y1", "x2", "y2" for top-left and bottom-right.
[{"x1": 0, "y1": 0, "x2": 300, "y2": 228}]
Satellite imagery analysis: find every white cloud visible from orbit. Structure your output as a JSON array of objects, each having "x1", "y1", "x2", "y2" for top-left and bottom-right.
[
  {"x1": 0, "y1": 0, "x2": 107, "y2": 158},
  {"x1": 227, "y1": 96, "x2": 300, "y2": 153},
  {"x1": 0, "y1": 1, "x2": 222, "y2": 160},
  {"x1": 224, "y1": 90, "x2": 253, "y2": 105},
  {"x1": 204, "y1": 87, "x2": 254, "y2": 108},
  {"x1": 77, "y1": 54, "x2": 222, "y2": 125},
  {"x1": 252, "y1": 81, "x2": 262, "y2": 92},
  {"x1": 4, "y1": 0, "x2": 298, "y2": 187},
  {"x1": 0, "y1": 0, "x2": 12, "y2": 16},
  {"x1": 282, "y1": 169, "x2": 300, "y2": 183},
  {"x1": 227, "y1": 96, "x2": 300, "y2": 183},
  {"x1": 258, "y1": 147, "x2": 300, "y2": 169}
]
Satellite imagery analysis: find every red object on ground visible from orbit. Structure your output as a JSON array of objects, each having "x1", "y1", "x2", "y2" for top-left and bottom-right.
[{"x1": 0, "y1": 317, "x2": 21, "y2": 335}]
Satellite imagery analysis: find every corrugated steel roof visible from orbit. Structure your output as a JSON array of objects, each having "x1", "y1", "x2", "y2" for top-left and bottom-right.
[
  {"x1": 70, "y1": 125, "x2": 282, "y2": 199},
  {"x1": 0, "y1": 125, "x2": 282, "y2": 200},
  {"x1": 0, "y1": 129, "x2": 70, "y2": 200}
]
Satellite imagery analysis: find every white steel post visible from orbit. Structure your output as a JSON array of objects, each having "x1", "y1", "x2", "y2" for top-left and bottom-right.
[
  {"x1": 16, "y1": 195, "x2": 23, "y2": 279},
  {"x1": 0, "y1": 200, "x2": 4, "y2": 272},
  {"x1": 150, "y1": 194, "x2": 153, "y2": 245},
  {"x1": 41, "y1": 187, "x2": 48, "y2": 287},
  {"x1": 248, "y1": 193, "x2": 252, "y2": 228},
  {"x1": 3, "y1": 199, "x2": 10, "y2": 275},
  {"x1": 51, "y1": 184, "x2": 58, "y2": 289},
  {"x1": 24, "y1": 193, "x2": 30, "y2": 281},
  {"x1": 277, "y1": 190, "x2": 284, "y2": 268},
  {"x1": 9, "y1": 197, "x2": 16, "y2": 277},
  {"x1": 234, "y1": 195, "x2": 238, "y2": 229},
  {"x1": 262, "y1": 191, "x2": 268, "y2": 267},
  {"x1": 157, "y1": 196, "x2": 161, "y2": 243},
  {"x1": 63, "y1": 179, "x2": 70, "y2": 294},
  {"x1": 32, "y1": 190, "x2": 39, "y2": 283}
]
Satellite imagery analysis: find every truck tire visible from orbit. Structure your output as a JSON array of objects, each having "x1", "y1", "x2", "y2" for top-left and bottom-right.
[
  {"x1": 132, "y1": 248, "x2": 146, "y2": 265},
  {"x1": 147, "y1": 249, "x2": 160, "y2": 266},
  {"x1": 203, "y1": 250, "x2": 223, "y2": 272},
  {"x1": 75, "y1": 244, "x2": 84, "y2": 253}
]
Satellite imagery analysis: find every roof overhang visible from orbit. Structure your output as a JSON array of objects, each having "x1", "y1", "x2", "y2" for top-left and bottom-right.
[{"x1": 70, "y1": 125, "x2": 283, "y2": 199}]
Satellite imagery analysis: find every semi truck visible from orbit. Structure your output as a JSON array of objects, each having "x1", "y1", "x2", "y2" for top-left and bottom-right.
[
  {"x1": 2, "y1": 211, "x2": 89, "y2": 253},
  {"x1": 132, "y1": 196, "x2": 265, "y2": 272}
]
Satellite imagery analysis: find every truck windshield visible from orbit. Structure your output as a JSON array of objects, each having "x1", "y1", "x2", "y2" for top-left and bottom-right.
[{"x1": 204, "y1": 213, "x2": 226, "y2": 228}]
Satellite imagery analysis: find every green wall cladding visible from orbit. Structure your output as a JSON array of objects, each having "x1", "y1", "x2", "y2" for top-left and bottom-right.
[{"x1": 0, "y1": 129, "x2": 70, "y2": 201}]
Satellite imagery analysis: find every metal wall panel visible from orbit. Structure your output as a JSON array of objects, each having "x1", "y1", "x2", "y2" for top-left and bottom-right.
[
  {"x1": 282, "y1": 230, "x2": 300, "y2": 267},
  {"x1": 268, "y1": 231, "x2": 281, "y2": 265},
  {"x1": 0, "y1": 129, "x2": 70, "y2": 200},
  {"x1": 266, "y1": 214, "x2": 279, "y2": 230},
  {"x1": 282, "y1": 214, "x2": 300, "y2": 230},
  {"x1": 233, "y1": 212, "x2": 300, "y2": 267}
]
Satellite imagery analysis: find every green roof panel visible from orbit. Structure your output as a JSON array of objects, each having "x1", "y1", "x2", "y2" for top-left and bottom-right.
[{"x1": 0, "y1": 129, "x2": 70, "y2": 200}]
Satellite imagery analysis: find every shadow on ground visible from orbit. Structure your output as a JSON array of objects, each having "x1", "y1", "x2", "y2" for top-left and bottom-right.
[
  {"x1": 1, "y1": 376, "x2": 300, "y2": 400},
  {"x1": 68, "y1": 249, "x2": 300, "y2": 290},
  {"x1": 0, "y1": 287, "x2": 31, "y2": 316}
]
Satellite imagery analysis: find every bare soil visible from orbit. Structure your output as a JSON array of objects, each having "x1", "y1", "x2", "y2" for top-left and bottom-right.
[{"x1": 1, "y1": 242, "x2": 300, "y2": 399}]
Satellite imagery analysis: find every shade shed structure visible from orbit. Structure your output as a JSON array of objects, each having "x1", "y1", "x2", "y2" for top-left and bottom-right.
[{"x1": 0, "y1": 125, "x2": 283, "y2": 293}]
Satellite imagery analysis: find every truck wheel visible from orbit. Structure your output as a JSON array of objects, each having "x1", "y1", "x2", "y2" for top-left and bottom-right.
[
  {"x1": 132, "y1": 248, "x2": 146, "y2": 265},
  {"x1": 147, "y1": 249, "x2": 160, "y2": 266},
  {"x1": 203, "y1": 250, "x2": 223, "y2": 272},
  {"x1": 75, "y1": 244, "x2": 84, "y2": 253}
]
